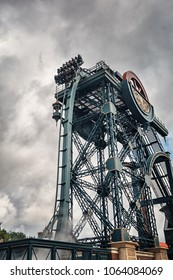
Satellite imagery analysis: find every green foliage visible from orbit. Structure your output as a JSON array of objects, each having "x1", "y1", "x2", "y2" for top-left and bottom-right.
[{"x1": 0, "y1": 228, "x2": 26, "y2": 242}]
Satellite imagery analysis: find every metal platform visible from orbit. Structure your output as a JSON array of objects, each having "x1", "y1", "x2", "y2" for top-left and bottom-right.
[{"x1": 0, "y1": 238, "x2": 111, "y2": 260}]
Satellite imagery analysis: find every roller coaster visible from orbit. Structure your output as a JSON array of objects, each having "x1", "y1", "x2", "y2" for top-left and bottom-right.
[{"x1": 42, "y1": 56, "x2": 173, "y2": 253}]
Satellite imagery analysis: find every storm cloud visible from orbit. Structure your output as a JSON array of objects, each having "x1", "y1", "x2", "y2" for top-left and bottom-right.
[{"x1": 0, "y1": 0, "x2": 173, "y2": 239}]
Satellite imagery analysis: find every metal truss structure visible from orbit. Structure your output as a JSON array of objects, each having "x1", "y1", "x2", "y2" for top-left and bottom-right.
[{"x1": 42, "y1": 57, "x2": 173, "y2": 250}]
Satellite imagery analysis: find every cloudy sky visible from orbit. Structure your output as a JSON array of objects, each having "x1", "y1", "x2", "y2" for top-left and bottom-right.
[{"x1": 0, "y1": 0, "x2": 173, "y2": 241}]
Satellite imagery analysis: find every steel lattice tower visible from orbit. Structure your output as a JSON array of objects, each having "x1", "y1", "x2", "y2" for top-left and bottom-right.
[{"x1": 42, "y1": 56, "x2": 173, "y2": 249}]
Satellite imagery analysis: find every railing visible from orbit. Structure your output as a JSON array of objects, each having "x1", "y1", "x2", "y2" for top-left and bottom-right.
[{"x1": 0, "y1": 238, "x2": 111, "y2": 260}]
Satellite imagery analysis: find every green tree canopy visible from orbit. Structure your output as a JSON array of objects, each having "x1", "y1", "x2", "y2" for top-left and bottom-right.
[{"x1": 0, "y1": 228, "x2": 26, "y2": 242}]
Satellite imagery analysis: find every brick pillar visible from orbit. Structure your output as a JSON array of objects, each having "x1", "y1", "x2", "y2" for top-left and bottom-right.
[
  {"x1": 110, "y1": 241, "x2": 138, "y2": 260},
  {"x1": 147, "y1": 246, "x2": 168, "y2": 260}
]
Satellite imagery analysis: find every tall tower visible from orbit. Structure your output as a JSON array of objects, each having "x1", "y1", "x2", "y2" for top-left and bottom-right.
[{"x1": 42, "y1": 56, "x2": 173, "y2": 249}]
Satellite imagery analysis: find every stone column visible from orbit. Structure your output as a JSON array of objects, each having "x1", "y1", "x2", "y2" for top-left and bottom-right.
[
  {"x1": 147, "y1": 246, "x2": 168, "y2": 260},
  {"x1": 110, "y1": 241, "x2": 138, "y2": 260}
]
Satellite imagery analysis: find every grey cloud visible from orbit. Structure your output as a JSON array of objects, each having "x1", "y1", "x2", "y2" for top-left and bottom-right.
[{"x1": 0, "y1": 0, "x2": 173, "y2": 239}]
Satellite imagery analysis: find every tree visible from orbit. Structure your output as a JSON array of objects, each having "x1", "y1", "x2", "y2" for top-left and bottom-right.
[{"x1": 0, "y1": 228, "x2": 26, "y2": 242}]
